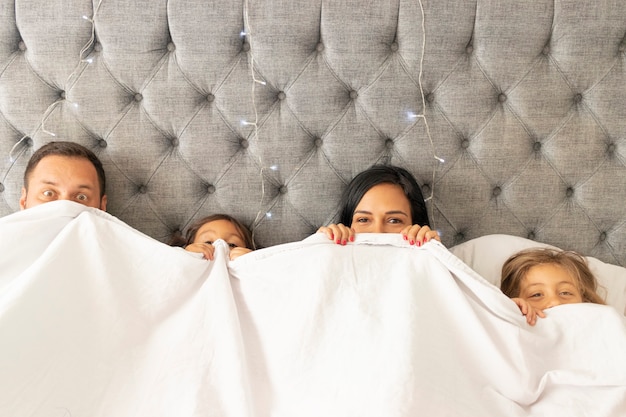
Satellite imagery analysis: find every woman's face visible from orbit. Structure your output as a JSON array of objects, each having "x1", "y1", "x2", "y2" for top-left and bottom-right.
[
  {"x1": 193, "y1": 219, "x2": 247, "y2": 249},
  {"x1": 351, "y1": 183, "x2": 412, "y2": 233}
]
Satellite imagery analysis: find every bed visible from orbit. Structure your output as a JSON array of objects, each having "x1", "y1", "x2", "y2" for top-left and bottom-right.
[{"x1": 1, "y1": 1, "x2": 625, "y2": 416}]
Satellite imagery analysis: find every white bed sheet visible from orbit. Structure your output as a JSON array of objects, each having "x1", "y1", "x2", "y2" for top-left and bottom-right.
[{"x1": 1, "y1": 202, "x2": 625, "y2": 417}]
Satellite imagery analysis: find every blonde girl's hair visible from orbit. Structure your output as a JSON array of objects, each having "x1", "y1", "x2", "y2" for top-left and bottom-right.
[{"x1": 500, "y1": 248, "x2": 605, "y2": 304}]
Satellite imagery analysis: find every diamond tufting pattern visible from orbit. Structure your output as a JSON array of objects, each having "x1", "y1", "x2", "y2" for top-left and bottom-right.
[{"x1": 1, "y1": 0, "x2": 625, "y2": 265}]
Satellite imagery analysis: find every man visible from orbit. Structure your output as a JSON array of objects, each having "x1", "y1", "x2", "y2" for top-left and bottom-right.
[{"x1": 19, "y1": 141, "x2": 107, "y2": 210}]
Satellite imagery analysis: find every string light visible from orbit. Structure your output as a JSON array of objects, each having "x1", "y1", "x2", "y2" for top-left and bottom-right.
[
  {"x1": 412, "y1": 0, "x2": 442, "y2": 213},
  {"x1": 242, "y1": 0, "x2": 275, "y2": 243}
]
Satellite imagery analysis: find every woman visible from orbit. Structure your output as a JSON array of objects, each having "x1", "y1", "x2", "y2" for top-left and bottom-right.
[{"x1": 318, "y1": 165, "x2": 440, "y2": 245}]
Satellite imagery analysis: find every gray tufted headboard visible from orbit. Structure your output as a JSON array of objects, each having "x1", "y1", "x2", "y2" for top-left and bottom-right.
[{"x1": 1, "y1": 0, "x2": 625, "y2": 265}]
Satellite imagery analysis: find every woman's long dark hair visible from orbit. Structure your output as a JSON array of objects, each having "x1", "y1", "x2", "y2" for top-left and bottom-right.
[{"x1": 338, "y1": 165, "x2": 430, "y2": 227}]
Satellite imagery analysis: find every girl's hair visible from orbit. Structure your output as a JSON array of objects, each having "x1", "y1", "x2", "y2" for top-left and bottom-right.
[
  {"x1": 338, "y1": 165, "x2": 430, "y2": 227},
  {"x1": 500, "y1": 248, "x2": 605, "y2": 304},
  {"x1": 169, "y1": 214, "x2": 256, "y2": 250}
]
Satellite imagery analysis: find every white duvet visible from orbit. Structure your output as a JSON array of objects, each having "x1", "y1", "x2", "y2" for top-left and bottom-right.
[{"x1": 1, "y1": 202, "x2": 625, "y2": 417}]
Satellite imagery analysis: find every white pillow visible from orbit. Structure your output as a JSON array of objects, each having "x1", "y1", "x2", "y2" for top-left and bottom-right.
[{"x1": 449, "y1": 234, "x2": 626, "y2": 316}]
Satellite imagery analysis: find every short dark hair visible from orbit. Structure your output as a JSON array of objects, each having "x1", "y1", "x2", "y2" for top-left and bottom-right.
[
  {"x1": 23, "y1": 141, "x2": 106, "y2": 197},
  {"x1": 170, "y1": 214, "x2": 256, "y2": 250},
  {"x1": 338, "y1": 165, "x2": 430, "y2": 227}
]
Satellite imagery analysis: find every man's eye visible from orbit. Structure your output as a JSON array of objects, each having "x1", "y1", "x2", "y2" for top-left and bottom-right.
[
  {"x1": 76, "y1": 194, "x2": 88, "y2": 201},
  {"x1": 43, "y1": 190, "x2": 54, "y2": 197}
]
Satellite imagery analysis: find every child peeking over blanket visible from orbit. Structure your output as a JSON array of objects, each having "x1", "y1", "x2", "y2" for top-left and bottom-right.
[
  {"x1": 170, "y1": 214, "x2": 255, "y2": 261},
  {"x1": 500, "y1": 248, "x2": 605, "y2": 326}
]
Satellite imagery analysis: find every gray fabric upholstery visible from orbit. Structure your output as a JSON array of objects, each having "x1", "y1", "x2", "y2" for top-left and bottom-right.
[{"x1": 1, "y1": 0, "x2": 625, "y2": 265}]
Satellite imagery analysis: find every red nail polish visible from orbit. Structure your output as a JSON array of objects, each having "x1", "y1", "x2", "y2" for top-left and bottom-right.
[
  {"x1": 410, "y1": 239, "x2": 415, "y2": 245},
  {"x1": 342, "y1": 239, "x2": 347, "y2": 245},
  {"x1": 349, "y1": 236, "x2": 354, "y2": 242}
]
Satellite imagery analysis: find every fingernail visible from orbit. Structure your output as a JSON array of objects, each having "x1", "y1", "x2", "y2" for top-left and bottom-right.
[
  {"x1": 349, "y1": 236, "x2": 354, "y2": 242},
  {"x1": 342, "y1": 239, "x2": 347, "y2": 245},
  {"x1": 336, "y1": 239, "x2": 341, "y2": 244},
  {"x1": 409, "y1": 239, "x2": 415, "y2": 245},
  {"x1": 403, "y1": 235, "x2": 408, "y2": 240},
  {"x1": 330, "y1": 233, "x2": 334, "y2": 240}
]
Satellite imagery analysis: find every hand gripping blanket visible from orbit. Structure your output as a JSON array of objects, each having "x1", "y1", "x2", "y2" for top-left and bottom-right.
[{"x1": 1, "y1": 202, "x2": 625, "y2": 417}]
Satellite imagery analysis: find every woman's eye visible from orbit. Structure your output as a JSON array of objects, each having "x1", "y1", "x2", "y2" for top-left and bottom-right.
[
  {"x1": 355, "y1": 217, "x2": 369, "y2": 223},
  {"x1": 204, "y1": 241, "x2": 214, "y2": 245},
  {"x1": 529, "y1": 293, "x2": 543, "y2": 298},
  {"x1": 388, "y1": 218, "x2": 403, "y2": 224},
  {"x1": 228, "y1": 243, "x2": 238, "y2": 249}
]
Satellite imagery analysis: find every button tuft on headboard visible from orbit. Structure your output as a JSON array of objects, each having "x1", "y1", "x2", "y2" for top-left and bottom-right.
[
  {"x1": 98, "y1": 139, "x2": 107, "y2": 148},
  {"x1": 206, "y1": 184, "x2": 216, "y2": 194},
  {"x1": 565, "y1": 187, "x2": 574, "y2": 198},
  {"x1": 0, "y1": 183, "x2": 4, "y2": 193},
  {"x1": 18, "y1": 41, "x2": 26, "y2": 51}
]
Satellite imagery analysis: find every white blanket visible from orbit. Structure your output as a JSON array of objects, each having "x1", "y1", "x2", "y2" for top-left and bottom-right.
[{"x1": 1, "y1": 202, "x2": 625, "y2": 417}]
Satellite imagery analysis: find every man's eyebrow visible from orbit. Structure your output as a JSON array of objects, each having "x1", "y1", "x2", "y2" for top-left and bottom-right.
[{"x1": 39, "y1": 180, "x2": 95, "y2": 191}]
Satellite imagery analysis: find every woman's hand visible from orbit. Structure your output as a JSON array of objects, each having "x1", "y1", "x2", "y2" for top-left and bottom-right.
[
  {"x1": 512, "y1": 297, "x2": 546, "y2": 326},
  {"x1": 401, "y1": 225, "x2": 441, "y2": 246},
  {"x1": 317, "y1": 223, "x2": 354, "y2": 245}
]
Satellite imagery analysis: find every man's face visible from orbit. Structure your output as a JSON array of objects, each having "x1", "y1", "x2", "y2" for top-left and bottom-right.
[{"x1": 20, "y1": 155, "x2": 107, "y2": 210}]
